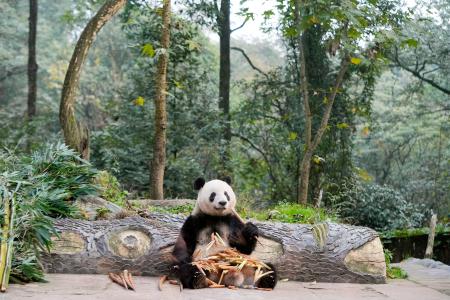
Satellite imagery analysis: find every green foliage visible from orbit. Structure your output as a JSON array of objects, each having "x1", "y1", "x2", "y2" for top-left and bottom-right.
[
  {"x1": 91, "y1": 3, "x2": 221, "y2": 197},
  {"x1": 0, "y1": 143, "x2": 99, "y2": 283},
  {"x1": 381, "y1": 224, "x2": 450, "y2": 239},
  {"x1": 329, "y1": 178, "x2": 426, "y2": 231},
  {"x1": 94, "y1": 171, "x2": 128, "y2": 206},
  {"x1": 146, "y1": 203, "x2": 195, "y2": 215},
  {"x1": 354, "y1": 69, "x2": 450, "y2": 216},
  {"x1": 384, "y1": 249, "x2": 408, "y2": 279},
  {"x1": 241, "y1": 201, "x2": 338, "y2": 224}
]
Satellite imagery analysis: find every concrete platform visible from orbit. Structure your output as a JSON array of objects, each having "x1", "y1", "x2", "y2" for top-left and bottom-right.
[
  {"x1": 2, "y1": 273, "x2": 450, "y2": 300},
  {"x1": 393, "y1": 258, "x2": 450, "y2": 296}
]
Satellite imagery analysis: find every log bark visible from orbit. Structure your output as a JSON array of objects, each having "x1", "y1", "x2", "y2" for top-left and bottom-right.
[
  {"x1": 149, "y1": 0, "x2": 171, "y2": 200},
  {"x1": 41, "y1": 213, "x2": 386, "y2": 283},
  {"x1": 59, "y1": 0, "x2": 126, "y2": 160}
]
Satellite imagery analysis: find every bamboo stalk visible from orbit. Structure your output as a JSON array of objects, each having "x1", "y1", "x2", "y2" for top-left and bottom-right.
[
  {"x1": 231, "y1": 208, "x2": 260, "y2": 242},
  {"x1": 231, "y1": 208, "x2": 245, "y2": 224},
  {"x1": 0, "y1": 191, "x2": 11, "y2": 292},
  {"x1": 2, "y1": 193, "x2": 15, "y2": 292}
]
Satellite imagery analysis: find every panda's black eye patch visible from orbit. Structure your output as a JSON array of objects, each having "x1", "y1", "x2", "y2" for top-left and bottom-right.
[
  {"x1": 209, "y1": 192, "x2": 216, "y2": 202},
  {"x1": 224, "y1": 191, "x2": 230, "y2": 201}
]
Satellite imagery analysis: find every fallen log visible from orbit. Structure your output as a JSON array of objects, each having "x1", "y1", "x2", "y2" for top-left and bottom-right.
[{"x1": 41, "y1": 213, "x2": 386, "y2": 283}]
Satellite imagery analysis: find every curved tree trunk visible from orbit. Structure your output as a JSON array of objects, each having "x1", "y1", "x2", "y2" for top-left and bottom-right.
[
  {"x1": 150, "y1": 0, "x2": 171, "y2": 200},
  {"x1": 59, "y1": 0, "x2": 126, "y2": 160},
  {"x1": 41, "y1": 213, "x2": 386, "y2": 284}
]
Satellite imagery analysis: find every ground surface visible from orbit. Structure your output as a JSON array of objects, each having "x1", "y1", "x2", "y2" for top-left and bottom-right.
[{"x1": 3, "y1": 259, "x2": 450, "y2": 300}]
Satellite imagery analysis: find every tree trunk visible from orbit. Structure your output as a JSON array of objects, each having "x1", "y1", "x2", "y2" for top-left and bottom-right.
[
  {"x1": 41, "y1": 213, "x2": 386, "y2": 283},
  {"x1": 295, "y1": 0, "x2": 312, "y2": 204},
  {"x1": 295, "y1": 0, "x2": 349, "y2": 204},
  {"x1": 424, "y1": 213, "x2": 437, "y2": 259},
  {"x1": 59, "y1": 0, "x2": 126, "y2": 160},
  {"x1": 149, "y1": 0, "x2": 171, "y2": 200},
  {"x1": 298, "y1": 152, "x2": 312, "y2": 204},
  {"x1": 218, "y1": 0, "x2": 231, "y2": 173},
  {"x1": 27, "y1": 0, "x2": 38, "y2": 119}
]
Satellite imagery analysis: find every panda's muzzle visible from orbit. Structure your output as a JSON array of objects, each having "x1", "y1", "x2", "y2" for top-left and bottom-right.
[{"x1": 214, "y1": 201, "x2": 227, "y2": 211}]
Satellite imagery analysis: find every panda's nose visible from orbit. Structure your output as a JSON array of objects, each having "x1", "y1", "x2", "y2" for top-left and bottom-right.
[{"x1": 218, "y1": 201, "x2": 227, "y2": 206}]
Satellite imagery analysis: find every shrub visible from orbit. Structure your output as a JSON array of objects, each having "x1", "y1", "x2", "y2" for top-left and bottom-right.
[{"x1": 329, "y1": 179, "x2": 426, "y2": 231}]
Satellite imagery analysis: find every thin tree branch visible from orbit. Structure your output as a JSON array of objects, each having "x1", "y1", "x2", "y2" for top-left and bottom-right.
[
  {"x1": 232, "y1": 132, "x2": 277, "y2": 185},
  {"x1": 0, "y1": 66, "x2": 27, "y2": 82},
  {"x1": 231, "y1": 18, "x2": 248, "y2": 33},
  {"x1": 231, "y1": 47, "x2": 268, "y2": 78},
  {"x1": 391, "y1": 47, "x2": 450, "y2": 95}
]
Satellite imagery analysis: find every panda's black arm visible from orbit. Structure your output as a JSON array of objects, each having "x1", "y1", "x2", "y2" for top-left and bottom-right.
[
  {"x1": 172, "y1": 215, "x2": 198, "y2": 264},
  {"x1": 228, "y1": 215, "x2": 258, "y2": 255}
]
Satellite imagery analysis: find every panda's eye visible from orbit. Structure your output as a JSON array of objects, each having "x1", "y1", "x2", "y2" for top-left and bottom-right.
[
  {"x1": 209, "y1": 192, "x2": 216, "y2": 202},
  {"x1": 224, "y1": 191, "x2": 230, "y2": 201}
]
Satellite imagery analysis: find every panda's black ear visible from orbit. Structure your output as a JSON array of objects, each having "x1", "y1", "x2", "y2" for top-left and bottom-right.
[
  {"x1": 194, "y1": 177, "x2": 206, "y2": 190},
  {"x1": 222, "y1": 176, "x2": 232, "y2": 185}
]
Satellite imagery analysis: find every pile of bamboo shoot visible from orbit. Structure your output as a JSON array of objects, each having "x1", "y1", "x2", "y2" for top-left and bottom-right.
[
  {"x1": 0, "y1": 189, "x2": 15, "y2": 293},
  {"x1": 191, "y1": 233, "x2": 274, "y2": 289}
]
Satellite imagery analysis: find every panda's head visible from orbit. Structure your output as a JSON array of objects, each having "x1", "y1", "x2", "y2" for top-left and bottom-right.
[{"x1": 192, "y1": 177, "x2": 236, "y2": 216}]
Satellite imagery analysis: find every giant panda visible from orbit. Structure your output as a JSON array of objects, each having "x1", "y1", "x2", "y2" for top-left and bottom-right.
[{"x1": 171, "y1": 177, "x2": 277, "y2": 289}]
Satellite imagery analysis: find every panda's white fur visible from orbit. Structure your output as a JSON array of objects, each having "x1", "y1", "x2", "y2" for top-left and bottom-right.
[{"x1": 192, "y1": 179, "x2": 236, "y2": 217}]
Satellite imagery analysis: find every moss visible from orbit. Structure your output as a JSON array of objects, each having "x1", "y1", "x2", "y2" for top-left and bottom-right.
[{"x1": 381, "y1": 225, "x2": 450, "y2": 239}]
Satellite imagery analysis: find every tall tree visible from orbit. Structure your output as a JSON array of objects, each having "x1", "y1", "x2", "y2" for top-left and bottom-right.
[
  {"x1": 181, "y1": 0, "x2": 250, "y2": 175},
  {"x1": 288, "y1": 0, "x2": 407, "y2": 204},
  {"x1": 150, "y1": 0, "x2": 172, "y2": 199},
  {"x1": 59, "y1": 0, "x2": 126, "y2": 159},
  {"x1": 295, "y1": 0, "x2": 349, "y2": 204},
  {"x1": 27, "y1": 0, "x2": 38, "y2": 119},
  {"x1": 218, "y1": 0, "x2": 231, "y2": 172}
]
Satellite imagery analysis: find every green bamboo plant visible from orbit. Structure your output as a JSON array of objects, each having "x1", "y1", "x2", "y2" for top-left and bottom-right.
[
  {"x1": 0, "y1": 181, "x2": 18, "y2": 292},
  {"x1": 0, "y1": 143, "x2": 99, "y2": 290}
]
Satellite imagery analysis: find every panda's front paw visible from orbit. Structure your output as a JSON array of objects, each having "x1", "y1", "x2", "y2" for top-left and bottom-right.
[
  {"x1": 256, "y1": 263, "x2": 277, "y2": 289},
  {"x1": 242, "y1": 222, "x2": 259, "y2": 241},
  {"x1": 178, "y1": 263, "x2": 208, "y2": 289}
]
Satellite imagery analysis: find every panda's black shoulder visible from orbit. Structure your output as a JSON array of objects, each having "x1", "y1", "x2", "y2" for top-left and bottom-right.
[{"x1": 187, "y1": 213, "x2": 242, "y2": 230}]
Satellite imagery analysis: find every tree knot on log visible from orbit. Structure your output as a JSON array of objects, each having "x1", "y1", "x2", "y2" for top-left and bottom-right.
[{"x1": 107, "y1": 229, "x2": 152, "y2": 259}]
